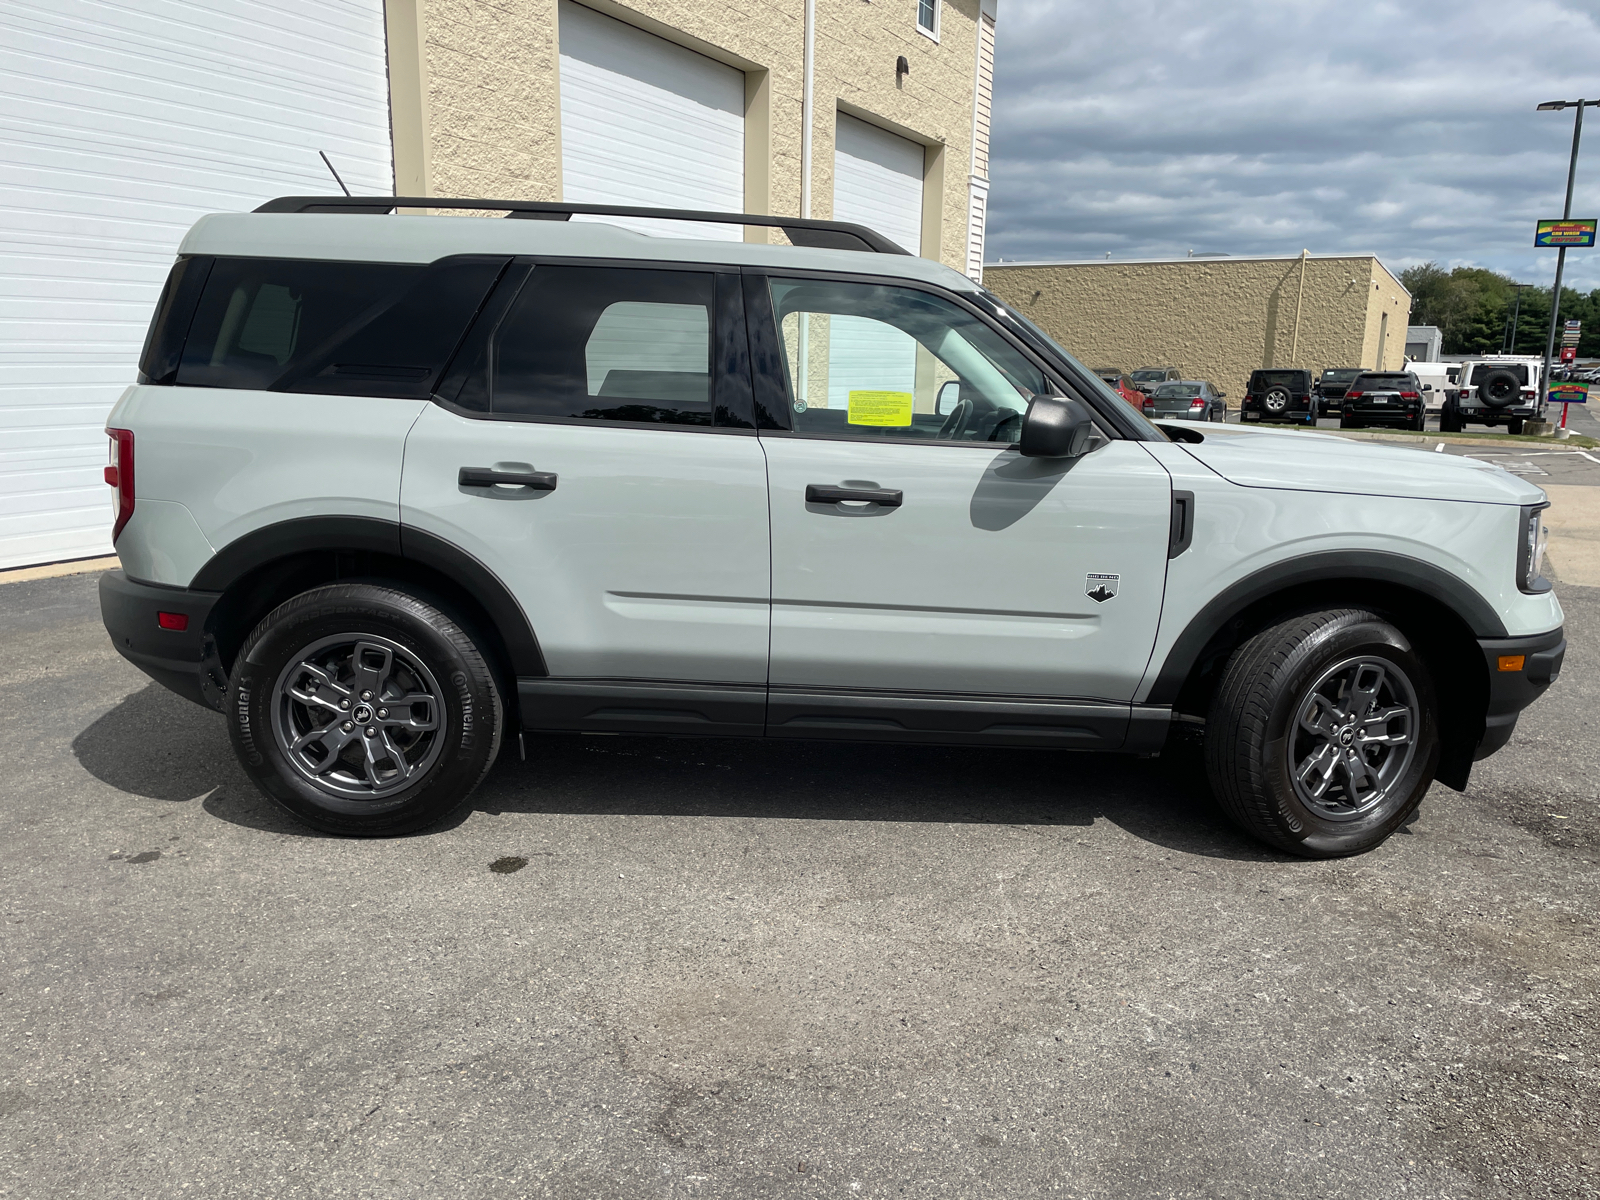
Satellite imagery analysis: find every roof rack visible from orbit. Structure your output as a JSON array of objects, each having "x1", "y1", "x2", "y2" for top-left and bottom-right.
[{"x1": 252, "y1": 196, "x2": 910, "y2": 256}]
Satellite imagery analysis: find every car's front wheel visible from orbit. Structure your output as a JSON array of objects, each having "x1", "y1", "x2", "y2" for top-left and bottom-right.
[
  {"x1": 227, "y1": 583, "x2": 503, "y2": 836},
  {"x1": 1205, "y1": 609, "x2": 1439, "y2": 858}
]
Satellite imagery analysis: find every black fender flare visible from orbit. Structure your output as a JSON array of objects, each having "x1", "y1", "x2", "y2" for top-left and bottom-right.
[
  {"x1": 1144, "y1": 550, "x2": 1506, "y2": 705},
  {"x1": 189, "y1": 515, "x2": 547, "y2": 676}
]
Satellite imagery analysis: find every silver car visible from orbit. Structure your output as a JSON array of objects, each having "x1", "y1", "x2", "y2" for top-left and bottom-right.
[{"x1": 1144, "y1": 380, "x2": 1227, "y2": 421}]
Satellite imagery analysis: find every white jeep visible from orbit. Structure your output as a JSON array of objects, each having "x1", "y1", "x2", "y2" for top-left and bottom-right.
[
  {"x1": 1442, "y1": 355, "x2": 1545, "y2": 433},
  {"x1": 99, "y1": 196, "x2": 1565, "y2": 857}
]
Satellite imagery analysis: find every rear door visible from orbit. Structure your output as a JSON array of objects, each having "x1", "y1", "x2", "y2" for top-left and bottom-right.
[
  {"x1": 400, "y1": 263, "x2": 771, "y2": 735},
  {"x1": 749, "y1": 273, "x2": 1173, "y2": 749}
]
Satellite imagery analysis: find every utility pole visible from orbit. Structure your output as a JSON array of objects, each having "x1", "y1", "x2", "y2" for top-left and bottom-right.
[
  {"x1": 1536, "y1": 100, "x2": 1591, "y2": 411},
  {"x1": 1503, "y1": 284, "x2": 1531, "y2": 354}
]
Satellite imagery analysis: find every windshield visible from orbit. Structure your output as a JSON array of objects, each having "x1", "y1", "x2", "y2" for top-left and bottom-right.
[
  {"x1": 1153, "y1": 384, "x2": 1202, "y2": 398},
  {"x1": 1130, "y1": 369, "x2": 1168, "y2": 382},
  {"x1": 978, "y1": 289, "x2": 1165, "y2": 439}
]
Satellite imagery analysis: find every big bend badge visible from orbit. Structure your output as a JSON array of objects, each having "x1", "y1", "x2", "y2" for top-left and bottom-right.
[{"x1": 1086, "y1": 573, "x2": 1120, "y2": 603}]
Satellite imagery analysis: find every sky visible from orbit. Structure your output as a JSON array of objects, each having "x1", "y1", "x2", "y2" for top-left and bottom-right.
[{"x1": 984, "y1": 0, "x2": 1600, "y2": 292}]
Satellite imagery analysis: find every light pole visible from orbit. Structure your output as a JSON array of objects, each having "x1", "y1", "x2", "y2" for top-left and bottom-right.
[
  {"x1": 1536, "y1": 99, "x2": 1593, "y2": 412},
  {"x1": 1502, "y1": 283, "x2": 1531, "y2": 354}
]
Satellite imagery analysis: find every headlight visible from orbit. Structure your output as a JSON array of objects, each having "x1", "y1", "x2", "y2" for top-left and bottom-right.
[{"x1": 1518, "y1": 502, "x2": 1550, "y2": 593}]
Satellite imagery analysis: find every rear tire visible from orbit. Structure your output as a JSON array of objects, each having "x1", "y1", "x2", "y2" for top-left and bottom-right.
[
  {"x1": 227, "y1": 583, "x2": 503, "y2": 836},
  {"x1": 1339, "y1": 411, "x2": 1356, "y2": 429},
  {"x1": 1204, "y1": 609, "x2": 1440, "y2": 858},
  {"x1": 1439, "y1": 404, "x2": 1464, "y2": 433},
  {"x1": 1509, "y1": 418, "x2": 1526, "y2": 435}
]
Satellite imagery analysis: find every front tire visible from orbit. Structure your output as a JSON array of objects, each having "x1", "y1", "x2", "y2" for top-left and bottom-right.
[
  {"x1": 1204, "y1": 609, "x2": 1439, "y2": 858},
  {"x1": 227, "y1": 583, "x2": 503, "y2": 836}
]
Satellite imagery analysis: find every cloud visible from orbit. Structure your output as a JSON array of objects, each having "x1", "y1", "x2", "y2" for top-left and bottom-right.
[{"x1": 986, "y1": 0, "x2": 1600, "y2": 292}]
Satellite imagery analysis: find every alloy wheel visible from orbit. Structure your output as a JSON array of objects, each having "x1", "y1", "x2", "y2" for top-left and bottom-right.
[
  {"x1": 270, "y1": 633, "x2": 447, "y2": 801},
  {"x1": 1289, "y1": 655, "x2": 1419, "y2": 821}
]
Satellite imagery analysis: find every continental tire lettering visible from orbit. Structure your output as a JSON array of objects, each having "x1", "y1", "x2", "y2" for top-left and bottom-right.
[
  {"x1": 235, "y1": 677, "x2": 264, "y2": 767},
  {"x1": 452, "y1": 669, "x2": 474, "y2": 748}
]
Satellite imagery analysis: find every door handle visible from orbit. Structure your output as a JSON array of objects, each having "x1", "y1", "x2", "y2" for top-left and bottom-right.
[
  {"x1": 805, "y1": 484, "x2": 902, "y2": 508},
  {"x1": 459, "y1": 467, "x2": 558, "y2": 491}
]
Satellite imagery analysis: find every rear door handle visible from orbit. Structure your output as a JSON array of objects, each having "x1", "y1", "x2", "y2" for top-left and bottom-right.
[
  {"x1": 805, "y1": 484, "x2": 903, "y2": 507},
  {"x1": 459, "y1": 467, "x2": 558, "y2": 491}
]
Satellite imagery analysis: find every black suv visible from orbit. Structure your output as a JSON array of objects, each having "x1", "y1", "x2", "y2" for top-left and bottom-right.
[
  {"x1": 1241, "y1": 369, "x2": 1315, "y2": 424},
  {"x1": 1314, "y1": 368, "x2": 1363, "y2": 413},
  {"x1": 1340, "y1": 371, "x2": 1426, "y2": 431}
]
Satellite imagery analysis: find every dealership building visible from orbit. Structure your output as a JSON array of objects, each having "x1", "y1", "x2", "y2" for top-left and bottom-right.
[
  {"x1": 984, "y1": 253, "x2": 1412, "y2": 405},
  {"x1": 1, "y1": 0, "x2": 997, "y2": 569}
]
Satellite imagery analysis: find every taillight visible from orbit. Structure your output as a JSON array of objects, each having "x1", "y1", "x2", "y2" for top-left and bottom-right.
[
  {"x1": 1346, "y1": 390, "x2": 1363, "y2": 399},
  {"x1": 106, "y1": 428, "x2": 134, "y2": 541},
  {"x1": 1521, "y1": 389, "x2": 1536, "y2": 398},
  {"x1": 1190, "y1": 398, "x2": 1205, "y2": 408},
  {"x1": 1399, "y1": 391, "x2": 1420, "y2": 399}
]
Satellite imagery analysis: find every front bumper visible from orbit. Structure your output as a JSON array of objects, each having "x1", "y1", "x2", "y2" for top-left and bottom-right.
[
  {"x1": 99, "y1": 570, "x2": 226, "y2": 711},
  {"x1": 1474, "y1": 626, "x2": 1566, "y2": 760}
]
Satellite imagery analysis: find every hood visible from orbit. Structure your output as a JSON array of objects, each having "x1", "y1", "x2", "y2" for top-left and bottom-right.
[{"x1": 1169, "y1": 424, "x2": 1547, "y2": 505}]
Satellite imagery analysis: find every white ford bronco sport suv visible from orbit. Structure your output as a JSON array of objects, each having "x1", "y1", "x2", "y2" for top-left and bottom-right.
[{"x1": 100, "y1": 196, "x2": 1565, "y2": 858}]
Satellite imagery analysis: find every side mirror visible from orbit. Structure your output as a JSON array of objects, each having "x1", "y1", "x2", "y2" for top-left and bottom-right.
[
  {"x1": 1020, "y1": 395, "x2": 1095, "y2": 458},
  {"x1": 935, "y1": 379, "x2": 961, "y2": 416},
  {"x1": 1217, "y1": 391, "x2": 1227, "y2": 399}
]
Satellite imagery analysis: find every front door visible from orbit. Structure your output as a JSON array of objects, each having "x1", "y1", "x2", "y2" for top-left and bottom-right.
[
  {"x1": 401, "y1": 264, "x2": 770, "y2": 734},
  {"x1": 751, "y1": 274, "x2": 1173, "y2": 748}
]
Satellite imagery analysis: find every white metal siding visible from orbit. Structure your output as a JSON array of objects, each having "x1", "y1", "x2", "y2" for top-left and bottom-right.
[
  {"x1": 966, "y1": 179, "x2": 989, "y2": 283},
  {"x1": 558, "y1": 0, "x2": 745, "y2": 242},
  {"x1": 833, "y1": 113, "x2": 924, "y2": 257},
  {"x1": 0, "y1": 0, "x2": 393, "y2": 569}
]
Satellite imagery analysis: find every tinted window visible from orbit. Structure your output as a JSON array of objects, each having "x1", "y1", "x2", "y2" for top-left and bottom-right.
[
  {"x1": 1322, "y1": 369, "x2": 1362, "y2": 382},
  {"x1": 480, "y1": 267, "x2": 716, "y2": 426},
  {"x1": 176, "y1": 256, "x2": 505, "y2": 396},
  {"x1": 768, "y1": 278, "x2": 1047, "y2": 444},
  {"x1": 1130, "y1": 369, "x2": 1168, "y2": 382},
  {"x1": 1153, "y1": 384, "x2": 1202, "y2": 398},
  {"x1": 1470, "y1": 363, "x2": 1529, "y2": 385},
  {"x1": 1351, "y1": 374, "x2": 1416, "y2": 388},
  {"x1": 1253, "y1": 371, "x2": 1308, "y2": 388}
]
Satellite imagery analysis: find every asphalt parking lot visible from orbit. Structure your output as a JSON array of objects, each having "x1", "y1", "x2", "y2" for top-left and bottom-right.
[{"x1": 3, "y1": 566, "x2": 1597, "y2": 1200}]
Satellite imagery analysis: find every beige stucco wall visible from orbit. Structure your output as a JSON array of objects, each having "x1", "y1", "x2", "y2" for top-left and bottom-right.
[
  {"x1": 387, "y1": 0, "x2": 981, "y2": 271},
  {"x1": 983, "y1": 256, "x2": 1414, "y2": 406}
]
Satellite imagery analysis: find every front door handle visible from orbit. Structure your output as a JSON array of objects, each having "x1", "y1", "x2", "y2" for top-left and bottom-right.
[
  {"x1": 805, "y1": 484, "x2": 903, "y2": 508},
  {"x1": 459, "y1": 466, "x2": 558, "y2": 491}
]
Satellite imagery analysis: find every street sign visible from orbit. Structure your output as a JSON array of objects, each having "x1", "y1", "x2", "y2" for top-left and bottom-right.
[
  {"x1": 1536, "y1": 219, "x2": 1597, "y2": 247},
  {"x1": 1561, "y1": 346, "x2": 1577, "y2": 363},
  {"x1": 1550, "y1": 381, "x2": 1589, "y2": 404}
]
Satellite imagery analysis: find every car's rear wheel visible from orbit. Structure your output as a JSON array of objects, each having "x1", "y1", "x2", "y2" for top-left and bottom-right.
[
  {"x1": 1205, "y1": 609, "x2": 1439, "y2": 858},
  {"x1": 1339, "y1": 411, "x2": 1357, "y2": 429},
  {"x1": 1509, "y1": 418, "x2": 1526, "y2": 435},
  {"x1": 227, "y1": 583, "x2": 503, "y2": 836},
  {"x1": 1439, "y1": 403, "x2": 1464, "y2": 433}
]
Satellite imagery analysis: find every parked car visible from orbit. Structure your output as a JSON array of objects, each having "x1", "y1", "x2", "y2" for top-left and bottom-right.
[
  {"x1": 1240, "y1": 369, "x2": 1316, "y2": 423},
  {"x1": 1314, "y1": 368, "x2": 1363, "y2": 413},
  {"x1": 1339, "y1": 371, "x2": 1427, "y2": 431},
  {"x1": 1092, "y1": 366, "x2": 1128, "y2": 381},
  {"x1": 1442, "y1": 356, "x2": 1544, "y2": 434},
  {"x1": 1129, "y1": 366, "x2": 1183, "y2": 394},
  {"x1": 99, "y1": 194, "x2": 1564, "y2": 859},
  {"x1": 1144, "y1": 380, "x2": 1227, "y2": 422},
  {"x1": 1097, "y1": 371, "x2": 1148, "y2": 411}
]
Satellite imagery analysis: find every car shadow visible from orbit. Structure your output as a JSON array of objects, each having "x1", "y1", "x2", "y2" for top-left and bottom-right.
[{"x1": 72, "y1": 683, "x2": 1286, "y2": 862}]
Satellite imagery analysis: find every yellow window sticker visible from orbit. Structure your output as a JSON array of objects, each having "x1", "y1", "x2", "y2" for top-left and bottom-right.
[{"x1": 847, "y1": 390, "x2": 914, "y2": 427}]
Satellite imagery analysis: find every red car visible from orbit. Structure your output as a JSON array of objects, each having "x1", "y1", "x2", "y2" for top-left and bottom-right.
[{"x1": 1096, "y1": 370, "x2": 1146, "y2": 412}]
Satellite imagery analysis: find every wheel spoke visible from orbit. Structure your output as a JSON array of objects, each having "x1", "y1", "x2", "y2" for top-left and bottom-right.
[
  {"x1": 378, "y1": 728, "x2": 414, "y2": 780},
  {"x1": 1361, "y1": 705, "x2": 1412, "y2": 745},
  {"x1": 1341, "y1": 747, "x2": 1377, "y2": 795},
  {"x1": 351, "y1": 642, "x2": 395, "y2": 700},
  {"x1": 1346, "y1": 663, "x2": 1385, "y2": 720},
  {"x1": 1298, "y1": 694, "x2": 1339, "y2": 737},
  {"x1": 286, "y1": 661, "x2": 350, "y2": 713},
  {"x1": 1296, "y1": 742, "x2": 1341, "y2": 799}
]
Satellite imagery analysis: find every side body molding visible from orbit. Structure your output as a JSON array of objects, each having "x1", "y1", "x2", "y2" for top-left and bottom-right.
[
  {"x1": 1144, "y1": 549, "x2": 1507, "y2": 706},
  {"x1": 189, "y1": 515, "x2": 547, "y2": 676}
]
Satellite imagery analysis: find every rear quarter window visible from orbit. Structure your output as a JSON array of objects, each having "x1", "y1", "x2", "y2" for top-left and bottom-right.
[{"x1": 174, "y1": 256, "x2": 506, "y2": 396}]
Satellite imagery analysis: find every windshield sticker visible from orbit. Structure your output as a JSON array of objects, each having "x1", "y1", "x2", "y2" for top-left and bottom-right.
[
  {"x1": 847, "y1": 390, "x2": 914, "y2": 427},
  {"x1": 1086, "y1": 573, "x2": 1120, "y2": 603}
]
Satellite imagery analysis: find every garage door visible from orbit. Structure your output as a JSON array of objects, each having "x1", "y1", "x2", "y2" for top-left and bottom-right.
[
  {"x1": 833, "y1": 113, "x2": 925, "y2": 257},
  {"x1": 558, "y1": 0, "x2": 744, "y2": 241},
  {"x1": 0, "y1": 0, "x2": 393, "y2": 570}
]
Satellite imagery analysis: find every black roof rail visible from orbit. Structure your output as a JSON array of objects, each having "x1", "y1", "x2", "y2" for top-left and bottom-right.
[{"x1": 252, "y1": 196, "x2": 911, "y2": 255}]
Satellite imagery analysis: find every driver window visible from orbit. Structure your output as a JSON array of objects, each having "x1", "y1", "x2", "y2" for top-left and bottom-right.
[{"x1": 768, "y1": 278, "x2": 1047, "y2": 443}]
